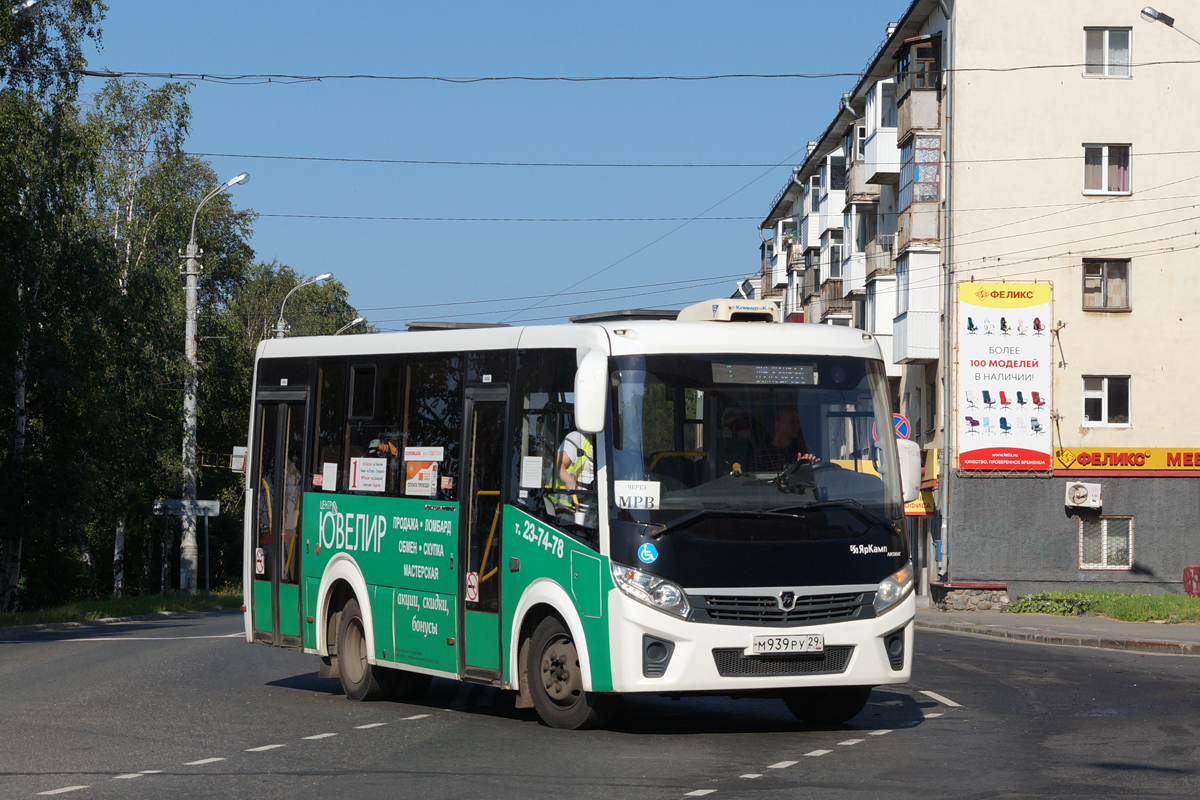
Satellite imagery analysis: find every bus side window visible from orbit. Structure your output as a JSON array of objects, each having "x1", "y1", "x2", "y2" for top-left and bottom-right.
[
  {"x1": 313, "y1": 359, "x2": 346, "y2": 491},
  {"x1": 343, "y1": 359, "x2": 405, "y2": 495},
  {"x1": 403, "y1": 355, "x2": 462, "y2": 501}
]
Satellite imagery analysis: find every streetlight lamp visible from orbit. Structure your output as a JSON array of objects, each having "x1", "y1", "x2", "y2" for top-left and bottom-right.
[
  {"x1": 275, "y1": 273, "x2": 333, "y2": 338},
  {"x1": 1141, "y1": 6, "x2": 1200, "y2": 46},
  {"x1": 335, "y1": 316, "x2": 365, "y2": 335},
  {"x1": 180, "y1": 171, "x2": 249, "y2": 594}
]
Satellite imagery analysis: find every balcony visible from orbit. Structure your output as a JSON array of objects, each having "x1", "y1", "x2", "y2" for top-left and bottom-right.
[
  {"x1": 896, "y1": 204, "x2": 940, "y2": 253},
  {"x1": 866, "y1": 234, "x2": 895, "y2": 280},
  {"x1": 892, "y1": 309, "x2": 940, "y2": 364},
  {"x1": 897, "y1": 90, "x2": 940, "y2": 144},
  {"x1": 819, "y1": 191, "x2": 846, "y2": 236},
  {"x1": 865, "y1": 127, "x2": 899, "y2": 185},
  {"x1": 842, "y1": 252, "x2": 866, "y2": 298},
  {"x1": 846, "y1": 160, "x2": 881, "y2": 202},
  {"x1": 788, "y1": 241, "x2": 805, "y2": 270},
  {"x1": 820, "y1": 279, "x2": 852, "y2": 318}
]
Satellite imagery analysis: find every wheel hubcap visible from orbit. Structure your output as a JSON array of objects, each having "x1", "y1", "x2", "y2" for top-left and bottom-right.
[{"x1": 540, "y1": 634, "x2": 581, "y2": 707}]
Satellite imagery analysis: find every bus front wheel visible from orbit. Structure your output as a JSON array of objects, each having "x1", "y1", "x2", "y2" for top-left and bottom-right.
[
  {"x1": 336, "y1": 597, "x2": 397, "y2": 701},
  {"x1": 526, "y1": 615, "x2": 616, "y2": 730},
  {"x1": 783, "y1": 686, "x2": 872, "y2": 725}
]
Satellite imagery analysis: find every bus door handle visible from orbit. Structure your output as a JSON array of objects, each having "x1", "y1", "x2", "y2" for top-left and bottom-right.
[{"x1": 509, "y1": 557, "x2": 521, "y2": 573}]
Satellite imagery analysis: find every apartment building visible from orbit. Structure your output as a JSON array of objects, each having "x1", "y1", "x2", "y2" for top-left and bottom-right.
[{"x1": 751, "y1": 0, "x2": 1200, "y2": 596}]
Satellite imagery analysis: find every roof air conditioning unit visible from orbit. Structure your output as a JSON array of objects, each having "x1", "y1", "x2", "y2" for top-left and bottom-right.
[{"x1": 1064, "y1": 481, "x2": 1102, "y2": 509}]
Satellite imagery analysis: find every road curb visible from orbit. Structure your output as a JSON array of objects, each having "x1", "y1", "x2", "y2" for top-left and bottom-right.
[
  {"x1": 0, "y1": 607, "x2": 239, "y2": 637},
  {"x1": 915, "y1": 617, "x2": 1200, "y2": 655}
]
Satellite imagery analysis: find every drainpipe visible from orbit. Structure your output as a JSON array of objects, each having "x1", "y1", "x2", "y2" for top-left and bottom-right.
[{"x1": 937, "y1": 0, "x2": 954, "y2": 586}]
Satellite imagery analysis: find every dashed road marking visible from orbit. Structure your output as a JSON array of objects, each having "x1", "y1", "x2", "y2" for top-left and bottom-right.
[
  {"x1": 684, "y1": 791, "x2": 716, "y2": 797},
  {"x1": 303, "y1": 733, "x2": 338, "y2": 740},
  {"x1": 138, "y1": 771, "x2": 163, "y2": 774},
  {"x1": 767, "y1": 760, "x2": 797, "y2": 769},
  {"x1": 185, "y1": 758, "x2": 225, "y2": 766},
  {"x1": 245, "y1": 744, "x2": 286, "y2": 752},
  {"x1": 113, "y1": 774, "x2": 143, "y2": 780},
  {"x1": 805, "y1": 749, "x2": 831, "y2": 757},
  {"x1": 403, "y1": 714, "x2": 430, "y2": 720},
  {"x1": 740, "y1": 774, "x2": 762, "y2": 779},
  {"x1": 924, "y1": 712, "x2": 943, "y2": 718},
  {"x1": 838, "y1": 739, "x2": 864, "y2": 746},
  {"x1": 37, "y1": 788, "x2": 89, "y2": 796},
  {"x1": 355, "y1": 722, "x2": 388, "y2": 729},
  {"x1": 869, "y1": 730, "x2": 892, "y2": 736},
  {"x1": 920, "y1": 689, "x2": 963, "y2": 708}
]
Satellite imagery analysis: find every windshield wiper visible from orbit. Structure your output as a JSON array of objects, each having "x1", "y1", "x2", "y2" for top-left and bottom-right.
[{"x1": 640, "y1": 506, "x2": 734, "y2": 539}]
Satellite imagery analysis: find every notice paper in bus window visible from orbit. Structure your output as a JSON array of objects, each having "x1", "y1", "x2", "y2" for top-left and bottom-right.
[
  {"x1": 348, "y1": 457, "x2": 387, "y2": 493},
  {"x1": 521, "y1": 456, "x2": 543, "y2": 489},
  {"x1": 321, "y1": 462, "x2": 338, "y2": 492},
  {"x1": 406, "y1": 461, "x2": 438, "y2": 497},
  {"x1": 404, "y1": 447, "x2": 444, "y2": 462}
]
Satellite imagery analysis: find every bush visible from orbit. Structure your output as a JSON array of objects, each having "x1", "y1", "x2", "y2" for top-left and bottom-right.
[{"x1": 1005, "y1": 589, "x2": 1200, "y2": 622}]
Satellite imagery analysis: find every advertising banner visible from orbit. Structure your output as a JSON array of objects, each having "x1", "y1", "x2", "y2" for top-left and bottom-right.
[
  {"x1": 1055, "y1": 447, "x2": 1200, "y2": 474},
  {"x1": 956, "y1": 282, "x2": 1053, "y2": 472}
]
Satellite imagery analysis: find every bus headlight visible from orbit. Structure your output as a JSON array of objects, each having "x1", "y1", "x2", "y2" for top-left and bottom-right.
[
  {"x1": 611, "y1": 562, "x2": 691, "y2": 619},
  {"x1": 873, "y1": 562, "x2": 914, "y2": 616}
]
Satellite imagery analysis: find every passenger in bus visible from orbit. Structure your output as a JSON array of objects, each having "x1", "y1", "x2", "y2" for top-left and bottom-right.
[
  {"x1": 368, "y1": 431, "x2": 401, "y2": 493},
  {"x1": 749, "y1": 407, "x2": 818, "y2": 472}
]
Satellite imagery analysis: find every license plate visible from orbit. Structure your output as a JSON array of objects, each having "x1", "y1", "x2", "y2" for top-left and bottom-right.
[{"x1": 749, "y1": 634, "x2": 824, "y2": 655}]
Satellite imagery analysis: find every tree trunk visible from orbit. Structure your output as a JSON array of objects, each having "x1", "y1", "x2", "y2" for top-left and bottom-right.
[
  {"x1": 0, "y1": 315, "x2": 31, "y2": 612},
  {"x1": 112, "y1": 513, "x2": 125, "y2": 598}
]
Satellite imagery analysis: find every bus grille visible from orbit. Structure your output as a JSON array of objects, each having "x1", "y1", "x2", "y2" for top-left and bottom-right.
[
  {"x1": 712, "y1": 646, "x2": 854, "y2": 677},
  {"x1": 695, "y1": 592, "x2": 871, "y2": 626}
]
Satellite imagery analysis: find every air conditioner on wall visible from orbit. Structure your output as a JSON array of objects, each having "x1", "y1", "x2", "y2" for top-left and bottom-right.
[{"x1": 1064, "y1": 481, "x2": 1102, "y2": 509}]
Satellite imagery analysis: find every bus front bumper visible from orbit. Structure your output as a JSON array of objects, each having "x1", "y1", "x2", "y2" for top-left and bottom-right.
[{"x1": 604, "y1": 589, "x2": 915, "y2": 694}]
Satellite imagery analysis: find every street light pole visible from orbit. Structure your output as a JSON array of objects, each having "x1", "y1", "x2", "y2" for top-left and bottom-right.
[
  {"x1": 335, "y1": 316, "x2": 365, "y2": 335},
  {"x1": 274, "y1": 273, "x2": 333, "y2": 339},
  {"x1": 1141, "y1": 6, "x2": 1200, "y2": 46},
  {"x1": 180, "y1": 172, "x2": 248, "y2": 594}
]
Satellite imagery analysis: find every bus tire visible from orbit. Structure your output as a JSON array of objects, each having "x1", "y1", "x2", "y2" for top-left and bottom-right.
[
  {"x1": 336, "y1": 598, "x2": 396, "y2": 701},
  {"x1": 526, "y1": 615, "x2": 616, "y2": 730},
  {"x1": 783, "y1": 686, "x2": 872, "y2": 725},
  {"x1": 390, "y1": 670, "x2": 433, "y2": 702}
]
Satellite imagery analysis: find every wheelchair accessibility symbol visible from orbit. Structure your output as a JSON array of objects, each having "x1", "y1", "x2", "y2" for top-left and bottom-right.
[{"x1": 638, "y1": 543, "x2": 658, "y2": 564}]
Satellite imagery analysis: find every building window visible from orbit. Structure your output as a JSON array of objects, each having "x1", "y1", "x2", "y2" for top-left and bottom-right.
[
  {"x1": 1084, "y1": 144, "x2": 1130, "y2": 194},
  {"x1": 1082, "y1": 376, "x2": 1130, "y2": 426},
  {"x1": 900, "y1": 135, "x2": 940, "y2": 209},
  {"x1": 1084, "y1": 28, "x2": 1131, "y2": 78},
  {"x1": 880, "y1": 82, "x2": 898, "y2": 128},
  {"x1": 1079, "y1": 516, "x2": 1132, "y2": 570},
  {"x1": 1083, "y1": 259, "x2": 1130, "y2": 310},
  {"x1": 897, "y1": 39, "x2": 941, "y2": 96},
  {"x1": 925, "y1": 377, "x2": 937, "y2": 433},
  {"x1": 896, "y1": 253, "x2": 910, "y2": 315}
]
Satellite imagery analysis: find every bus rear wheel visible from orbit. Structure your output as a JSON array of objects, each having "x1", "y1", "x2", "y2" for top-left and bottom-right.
[
  {"x1": 337, "y1": 598, "x2": 397, "y2": 701},
  {"x1": 526, "y1": 615, "x2": 616, "y2": 730},
  {"x1": 783, "y1": 686, "x2": 872, "y2": 725}
]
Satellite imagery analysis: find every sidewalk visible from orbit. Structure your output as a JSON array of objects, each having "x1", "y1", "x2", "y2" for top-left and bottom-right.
[{"x1": 915, "y1": 607, "x2": 1200, "y2": 655}]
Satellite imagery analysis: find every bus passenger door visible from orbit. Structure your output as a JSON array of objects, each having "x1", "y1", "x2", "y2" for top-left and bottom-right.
[
  {"x1": 459, "y1": 386, "x2": 508, "y2": 682},
  {"x1": 251, "y1": 392, "x2": 308, "y2": 648}
]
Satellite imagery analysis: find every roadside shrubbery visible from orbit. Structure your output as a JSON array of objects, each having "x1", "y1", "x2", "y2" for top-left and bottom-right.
[
  {"x1": 1005, "y1": 589, "x2": 1200, "y2": 622},
  {"x1": 0, "y1": 585, "x2": 241, "y2": 629}
]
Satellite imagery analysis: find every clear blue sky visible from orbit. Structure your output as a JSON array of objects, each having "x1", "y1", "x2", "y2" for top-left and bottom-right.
[{"x1": 82, "y1": 1, "x2": 903, "y2": 330}]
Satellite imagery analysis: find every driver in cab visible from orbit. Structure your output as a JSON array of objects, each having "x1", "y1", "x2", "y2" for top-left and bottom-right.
[{"x1": 749, "y1": 407, "x2": 819, "y2": 472}]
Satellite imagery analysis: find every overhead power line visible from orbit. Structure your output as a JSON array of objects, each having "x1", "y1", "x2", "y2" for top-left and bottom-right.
[
  {"x1": 9, "y1": 59, "x2": 1199, "y2": 84},
  {"x1": 258, "y1": 214, "x2": 756, "y2": 222}
]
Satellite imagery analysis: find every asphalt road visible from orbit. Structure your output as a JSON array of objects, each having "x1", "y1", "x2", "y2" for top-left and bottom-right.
[{"x1": 2, "y1": 612, "x2": 1197, "y2": 799}]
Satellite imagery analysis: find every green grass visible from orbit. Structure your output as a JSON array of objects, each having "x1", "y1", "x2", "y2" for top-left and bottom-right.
[
  {"x1": 0, "y1": 585, "x2": 242, "y2": 629},
  {"x1": 1006, "y1": 589, "x2": 1200, "y2": 622}
]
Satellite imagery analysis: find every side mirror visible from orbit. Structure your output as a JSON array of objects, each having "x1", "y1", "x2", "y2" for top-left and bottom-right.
[
  {"x1": 574, "y1": 347, "x2": 608, "y2": 434},
  {"x1": 897, "y1": 439, "x2": 922, "y2": 503}
]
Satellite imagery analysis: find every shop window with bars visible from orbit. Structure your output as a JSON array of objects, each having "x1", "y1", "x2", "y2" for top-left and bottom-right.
[{"x1": 1079, "y1": 516, "x2": 1132, "y2": 570}]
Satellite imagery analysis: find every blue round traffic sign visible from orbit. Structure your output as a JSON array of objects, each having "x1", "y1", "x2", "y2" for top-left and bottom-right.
[{"x1": 894, "y1": 413, "x2": 910, "y2": 440}]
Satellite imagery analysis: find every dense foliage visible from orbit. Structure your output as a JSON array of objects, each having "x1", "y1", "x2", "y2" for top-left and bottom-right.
[
  {"x1": 1005, "y1": 590, "x2": 1200, "y2": 622},
  {"x1": 0, "y1": 6, "x2": 364, "y2": 611}
]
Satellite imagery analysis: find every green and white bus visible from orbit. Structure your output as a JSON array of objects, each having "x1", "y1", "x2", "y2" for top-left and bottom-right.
[{"x1": 243, "y1": 299, "x2": 922, "y2": 729}]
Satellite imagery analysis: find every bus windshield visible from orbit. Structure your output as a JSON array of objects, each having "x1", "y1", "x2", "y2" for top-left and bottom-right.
[{"x1": 608, "y1": 353, "x2": 903, "y2": 529}]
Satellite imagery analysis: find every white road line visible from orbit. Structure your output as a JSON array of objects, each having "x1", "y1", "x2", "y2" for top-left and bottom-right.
[
  {"x1": 303, "y1": 733, "x2": 338, "y2": 740},
  {"x1": 869, "y1": 729, "x2": 893, "y2": 736},
  {"x1": 924, "y1": 712, "x2": 943, "y2": 719},
  {"x1": 805, "y1": 749, "x2": 831, "y2": 757},
  {"x1": 740, "y1": 774, "x2": 762, "y2": 779},
  {"x1": 920, "y1": 689, "x2": 964, "y2": 708},
  {"x1": 767, "y1": 760, "x2": 797, "y2": 769},
  {"x1": 403, "y1": 714, "x2": 430, "y2": 720},
  {"x1": 138, "y1": 770, "x2": 163, "y2": 774},
  {"x1": 56, "y1": 633, "x2": 244, "y2": 642},
  {"x1": 113, "y1": 774, "x2": 143, "y2": 780},
  {"x1": 838, "y1": 739, "x2": 865, "y2": 746},
  {"x1": 684, "y1": 791, "x2": 716, "y2": 797},
  {"x1": 38, "y1": 788, "x2": 90, "y2": 795},
  {"x1": 246, "y1": 744, "x2": 286, "y2": 752},
  {"x1": 355, "y1": 722, "x2": 388, "y2": 729},
  {"x1": 184, "y1": 758, "x2": 226, "y2": 765}
]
